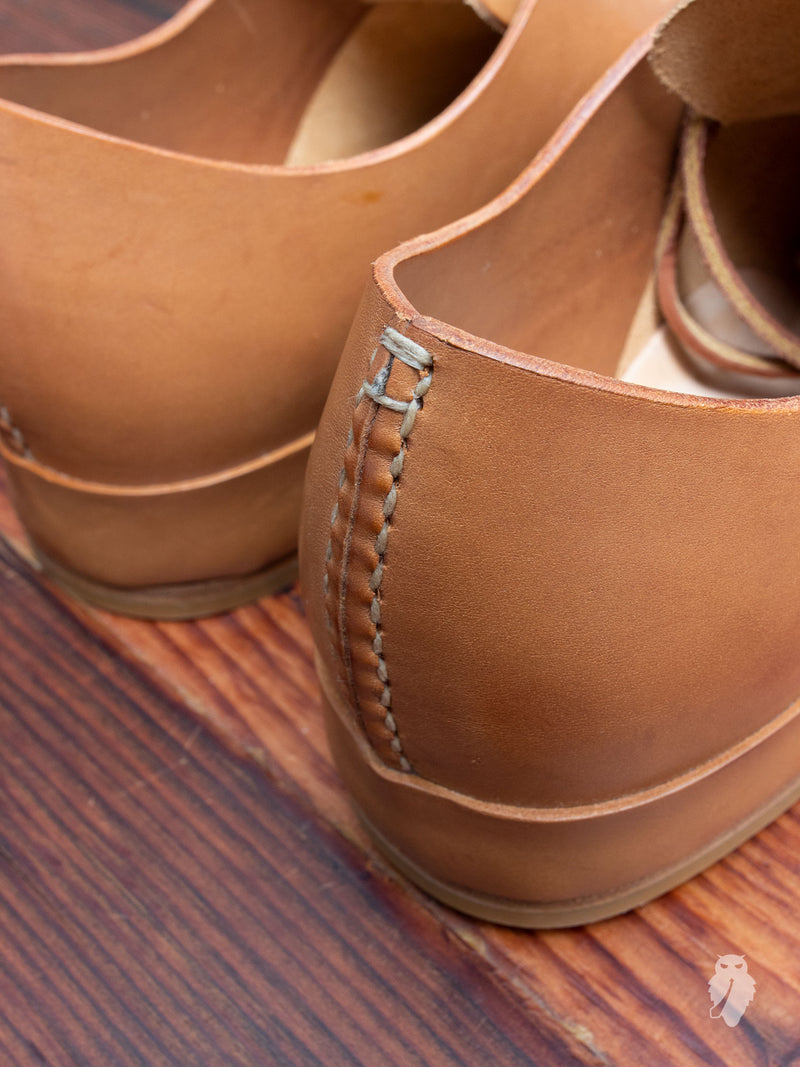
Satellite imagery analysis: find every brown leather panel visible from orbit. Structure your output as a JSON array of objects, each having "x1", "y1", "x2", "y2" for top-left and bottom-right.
[
  {"x1": 303, "y1": 43, "x2": 800, "y2": 812},
  {"x1": 324, "y1": 669, "x2": 800, "y2": 904},
  {"x1": 651, "y1": 0, "x2": 800, "y2": 125},
  {"x1": 0, "y1": 102, "x2": 343, "y2": 483},
  {"x1": 11, "y1": 444, "x2": 308, "y2": 587},
  {"x1": 379, "y1": 342, "x2": 800, "y2": 807},
  {"x1": 0, "y1": 0, "x2": 364, "y2": 163},
  {"x1": 394, "y1": 58, "x2": 681, "y2": 372}
]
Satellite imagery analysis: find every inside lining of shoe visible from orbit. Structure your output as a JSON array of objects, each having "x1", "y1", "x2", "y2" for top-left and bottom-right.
[
  {"x1": 394, "y1": 57, "x2": 800, "y2": 399},
  {"x1": 0, "y1": 0, "x2": 498, "y2": 166},
  {"x1": 394, "y1": 60, "x2": 683, "y2": 380},
  {"x1": 692, "y1": 116, "x2": 800, "y2": 345},
  {"x1": 286, "y1": 4, "x2": 499, "y2": 165},
  {"x1": 619, "y1": 115, "x2": 800, "y2": 399}
]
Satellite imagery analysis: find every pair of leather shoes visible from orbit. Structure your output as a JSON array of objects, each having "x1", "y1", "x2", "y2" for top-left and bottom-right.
[{"x1": 5, "y1": 0, "x2": 798, "y2": 925}]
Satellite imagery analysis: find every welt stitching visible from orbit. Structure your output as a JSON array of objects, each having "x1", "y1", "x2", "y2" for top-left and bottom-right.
[{"x1": 363, "y1": 327, "x2": 433, "y2": 774}]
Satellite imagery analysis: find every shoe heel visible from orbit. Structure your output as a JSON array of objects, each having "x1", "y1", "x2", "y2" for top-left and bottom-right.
[
  {"x1": 3, "y1": 432, "x2": 311, "y2": 619},
  {"x1": 320, "y1": 657, "x2": 800, "y2": 927}
]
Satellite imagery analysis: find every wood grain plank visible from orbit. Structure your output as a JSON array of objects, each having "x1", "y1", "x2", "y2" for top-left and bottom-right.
[
  {"x1": 0, "y1": 0, "x2": 181, "y2": 52},
  {"x1": 0, "y1": 536, "x2": 594, "y2": 1067}
]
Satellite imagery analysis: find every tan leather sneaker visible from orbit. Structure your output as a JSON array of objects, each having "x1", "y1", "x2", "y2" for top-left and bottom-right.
[
  {"x1": 0, "y1": 0, "x2": 673, "y2": 618},
  {"x1": 300, "y1": 0, "x2": 800, "y2": 926}
]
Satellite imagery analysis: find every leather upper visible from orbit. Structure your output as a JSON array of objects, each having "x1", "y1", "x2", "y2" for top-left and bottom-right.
[
  {"x1": 0, "y1": 0, "x2": 676, "y2": 587},
  {"x1": 300, "y1": 20, "x2": 800, "y2": 810}
]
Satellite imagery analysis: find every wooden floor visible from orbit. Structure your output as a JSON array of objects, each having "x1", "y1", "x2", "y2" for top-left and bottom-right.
[{"x1": 2, "y1": 3, "x2": 800, "y2": 1064}]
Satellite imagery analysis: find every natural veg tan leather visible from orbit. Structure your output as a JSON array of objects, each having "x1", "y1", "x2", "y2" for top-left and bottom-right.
[
  {"x1": 300, "y1": 0, "x2": 800, "y2": 925},
  {"x1": 0, "y1": 0, "x2": 671, "y2": 617}
]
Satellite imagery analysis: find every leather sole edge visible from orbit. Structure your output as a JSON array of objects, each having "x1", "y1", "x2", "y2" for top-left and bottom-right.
[
  {"x1": 356, "y1": 777, "x2": 800, "y2": 927},
  {"x1": 33, "y1": 544, "x2": 298, "y2": 619},
  {"x1": 318, "y1": 654, "x2": 800, "y2": 926}
]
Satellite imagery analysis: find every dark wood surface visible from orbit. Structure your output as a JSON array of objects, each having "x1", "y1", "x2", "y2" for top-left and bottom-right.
[{"x1": 2, "y1": 4, "x2": 800, "y2": 1064}]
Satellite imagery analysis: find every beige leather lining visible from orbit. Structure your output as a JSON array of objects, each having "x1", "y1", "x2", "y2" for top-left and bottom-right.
[
  {"x1": 618, "y1": 289, "x2": 800, "y2": 400},
  {"x1": 286, "y1": 3, "x2": 499, "y2": 165}
]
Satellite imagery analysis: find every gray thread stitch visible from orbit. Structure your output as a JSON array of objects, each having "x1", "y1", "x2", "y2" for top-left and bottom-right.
[
  {"x1": 324, "y1": 326, "x2": 433, "y2": 772},
  {"x1": 363, "y1": 327, "x2": 433, "y2": 772}
]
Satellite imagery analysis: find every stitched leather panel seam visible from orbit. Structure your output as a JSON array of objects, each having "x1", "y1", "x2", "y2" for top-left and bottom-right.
[
  {"x1": 363, "y1": 329, "x2": 433, "y2": 773},
  {"x1": 323, "y1": 326, "x2": 433, "y2": 773}
]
